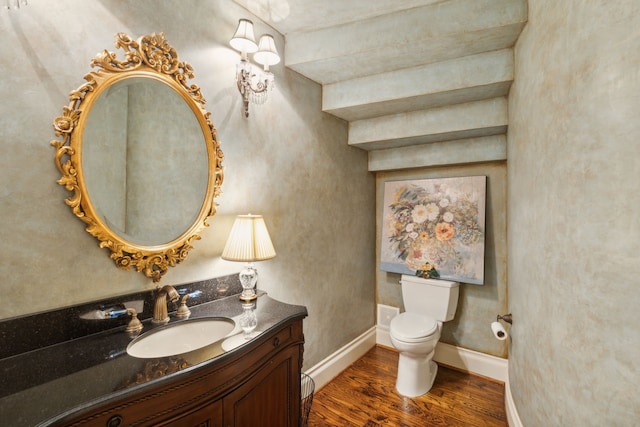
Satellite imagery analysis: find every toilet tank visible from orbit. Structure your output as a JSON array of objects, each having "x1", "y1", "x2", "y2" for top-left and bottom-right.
[{"x1": 401, "y1": 275, "x2": 460, "y2": 322}]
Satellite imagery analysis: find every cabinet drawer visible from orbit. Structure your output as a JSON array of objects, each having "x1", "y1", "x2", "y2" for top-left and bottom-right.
[
  {"x1": 251, "y1": 323, "x2": 294, "y2": 361},
  {"x1": 155, "y1": 399, "x2": 222, "y2": 427}
]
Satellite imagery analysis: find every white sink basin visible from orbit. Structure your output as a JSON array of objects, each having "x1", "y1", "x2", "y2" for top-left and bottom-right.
[{"x1": 127, "y1": 317, "x2": 236, "y2": 358}]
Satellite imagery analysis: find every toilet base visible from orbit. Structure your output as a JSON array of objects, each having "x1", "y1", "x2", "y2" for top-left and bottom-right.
[{"x1": 395, "y1": 352, "x2": 438, "y2": 397}]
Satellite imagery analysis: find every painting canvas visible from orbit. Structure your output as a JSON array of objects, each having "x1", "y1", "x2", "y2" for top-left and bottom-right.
[{"x1": 380, "y1": 176, "x2": 487, "y2": 285}]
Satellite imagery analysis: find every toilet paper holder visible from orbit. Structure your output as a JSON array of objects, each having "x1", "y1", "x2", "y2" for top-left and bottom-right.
[{"x1": 496, "y1": 313, "x2": 513, "y2": 324}]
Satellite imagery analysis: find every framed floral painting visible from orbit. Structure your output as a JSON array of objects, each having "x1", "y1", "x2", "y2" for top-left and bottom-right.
[{"x1": 380, "y1": 176, "x2": 487, "y2": 285}]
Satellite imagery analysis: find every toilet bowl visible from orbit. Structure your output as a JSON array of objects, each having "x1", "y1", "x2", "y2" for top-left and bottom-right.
[
  {"x1": 390, "y1": 312, "x2": 442, "y2": 397},
  {"x1": 390, "y1": 275, "x2": 460, "y2": 397}
]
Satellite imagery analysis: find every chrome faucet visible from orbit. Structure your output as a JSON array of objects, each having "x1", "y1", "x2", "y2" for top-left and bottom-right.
[{"x1": 152, "y1": 285, "x2": 180, "y2": 324}]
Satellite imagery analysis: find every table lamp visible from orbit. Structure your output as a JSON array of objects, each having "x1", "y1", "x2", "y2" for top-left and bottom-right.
[{"x1": 222, "y1": 214, "x2": 276, "y2": 301}]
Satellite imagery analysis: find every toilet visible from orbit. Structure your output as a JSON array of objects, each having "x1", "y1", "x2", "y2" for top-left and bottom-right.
[{"x1": 390, "y1": 274, "x2": 460, "y2": 397}]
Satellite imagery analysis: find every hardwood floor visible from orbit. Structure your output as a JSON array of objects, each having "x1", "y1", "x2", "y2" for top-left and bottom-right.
[{"x1": 307, "y1": 346, "x2": 507, "y2": 427}]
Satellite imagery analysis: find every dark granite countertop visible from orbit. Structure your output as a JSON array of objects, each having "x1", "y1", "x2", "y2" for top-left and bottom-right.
[{"x1": 0, "y1": 290, "x2": 307, "y2": 427}]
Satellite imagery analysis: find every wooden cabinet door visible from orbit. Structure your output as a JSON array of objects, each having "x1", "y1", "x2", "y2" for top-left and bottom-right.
[{"x1": 223, "y1": 347, "x2": 301, "y2": 427}]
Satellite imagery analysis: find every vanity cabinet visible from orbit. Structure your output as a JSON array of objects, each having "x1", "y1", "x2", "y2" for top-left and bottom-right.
[{"x1": 49, "y1": 318, "x2": 304, "y2": 427}]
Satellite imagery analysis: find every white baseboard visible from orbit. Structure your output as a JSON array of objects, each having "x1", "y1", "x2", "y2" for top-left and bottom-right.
[
  {"x1": 434, "y1": 342, "x2": 509, "y2": 382},
  {"x1": 376, "y1": 324, "x2": 393, "y2": 348},
  {"x1": 305, "y1": 326, "x2": 377, "y2": 391},
  {"x1": 505, "y1": 374, "x2": 523, "y2": 427},
  {"x1": 376, "y1": 326, "x2": 508, "y2": 382},
  {"x1": 306, "y1": 326, "x2": 521, "y2": 427}
]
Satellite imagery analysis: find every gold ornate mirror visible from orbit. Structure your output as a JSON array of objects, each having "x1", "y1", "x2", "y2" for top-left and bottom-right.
[{"x1": 51, "y1": 33, "x2": 224, "y2": 282}]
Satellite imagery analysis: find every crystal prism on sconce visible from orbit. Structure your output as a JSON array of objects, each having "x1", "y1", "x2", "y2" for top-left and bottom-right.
[{"x1": 230, "y1": 19, "x2": 280, "y2": 118}]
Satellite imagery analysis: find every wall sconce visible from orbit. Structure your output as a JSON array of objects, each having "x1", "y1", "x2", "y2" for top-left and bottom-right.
[
  {"x1": 221, "y1": 214, "x2": 276, "y2": 301},
  {"x1": 230, "y1": 19, "x2": 280, "y2": 118}
]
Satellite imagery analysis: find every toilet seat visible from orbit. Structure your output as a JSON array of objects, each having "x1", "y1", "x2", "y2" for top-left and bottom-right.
[{"x1": 390, "y1": 312, "x2": 438, "y2": 342}]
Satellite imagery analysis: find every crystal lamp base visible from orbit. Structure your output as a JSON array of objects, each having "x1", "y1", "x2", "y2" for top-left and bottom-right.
[{"x1": 238, "y1": 263, "x2": 258, "y2": 301}]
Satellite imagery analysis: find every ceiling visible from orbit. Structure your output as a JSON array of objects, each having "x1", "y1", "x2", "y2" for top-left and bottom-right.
[
  {"x1": 233, "y1": 0, "x2": 448, "y2": 34},
  {"x1": 233, "y1": 0, "x2": 528, "y2": 168}
]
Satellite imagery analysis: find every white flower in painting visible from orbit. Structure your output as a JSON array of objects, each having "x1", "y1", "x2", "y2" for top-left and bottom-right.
[
  {"x1": 439, "y1": 198, "x2": 450, "y2": 208},
  {"x1": 443, "y1": 211, "x2": 454, "y2": 223},
  {"x1": 411, "y1": 205, "x2": 429, "y2": 223},
  {"x1": 425, "y1": 203, "x2": 440, "y2": 221},
  {"x1": 406, "y1": 223, "x2": 415, "y2": 232},
  {"x1": 408, "y1": 231, "x2": 419, "y2": 240}
]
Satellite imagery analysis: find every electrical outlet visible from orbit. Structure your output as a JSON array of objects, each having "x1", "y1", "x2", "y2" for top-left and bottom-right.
[{"x1": 377, "y1": 304, "x2": 399, "y2": 328}]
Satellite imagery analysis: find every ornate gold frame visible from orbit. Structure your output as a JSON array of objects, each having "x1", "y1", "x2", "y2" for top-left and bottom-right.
[{"x1": 51, "y1": 33, "x2": 224, "y2": 282}]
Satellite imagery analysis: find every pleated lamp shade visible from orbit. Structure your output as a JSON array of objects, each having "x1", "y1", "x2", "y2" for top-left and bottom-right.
[{"x1": 222, "y1": 214, "x2": 276, "y2": 262}]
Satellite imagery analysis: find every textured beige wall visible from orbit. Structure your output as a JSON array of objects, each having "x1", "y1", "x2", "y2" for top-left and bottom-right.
[
  {"x1": 509, "y1": 0, "x2": 640, "y2": 424},
  {"x1": 0, "y1": 0, "x2": 375, "y2": 370},
  {"x1": 376, "y1": 162, "x2": 508, "y2": 357}
]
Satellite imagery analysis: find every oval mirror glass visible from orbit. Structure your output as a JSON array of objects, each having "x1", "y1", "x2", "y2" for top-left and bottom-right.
[{"x1": 82, "y1": 77, "x2": 209, "y2": 246}]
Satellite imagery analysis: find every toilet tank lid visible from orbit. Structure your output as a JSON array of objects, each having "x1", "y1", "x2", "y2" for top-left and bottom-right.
[
  {"x1": 391, "y1": 312, "x2": 438, "y2": 340},
  {"x1": 401, "y1": 274, "x2": 459, "y2": 288}
]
